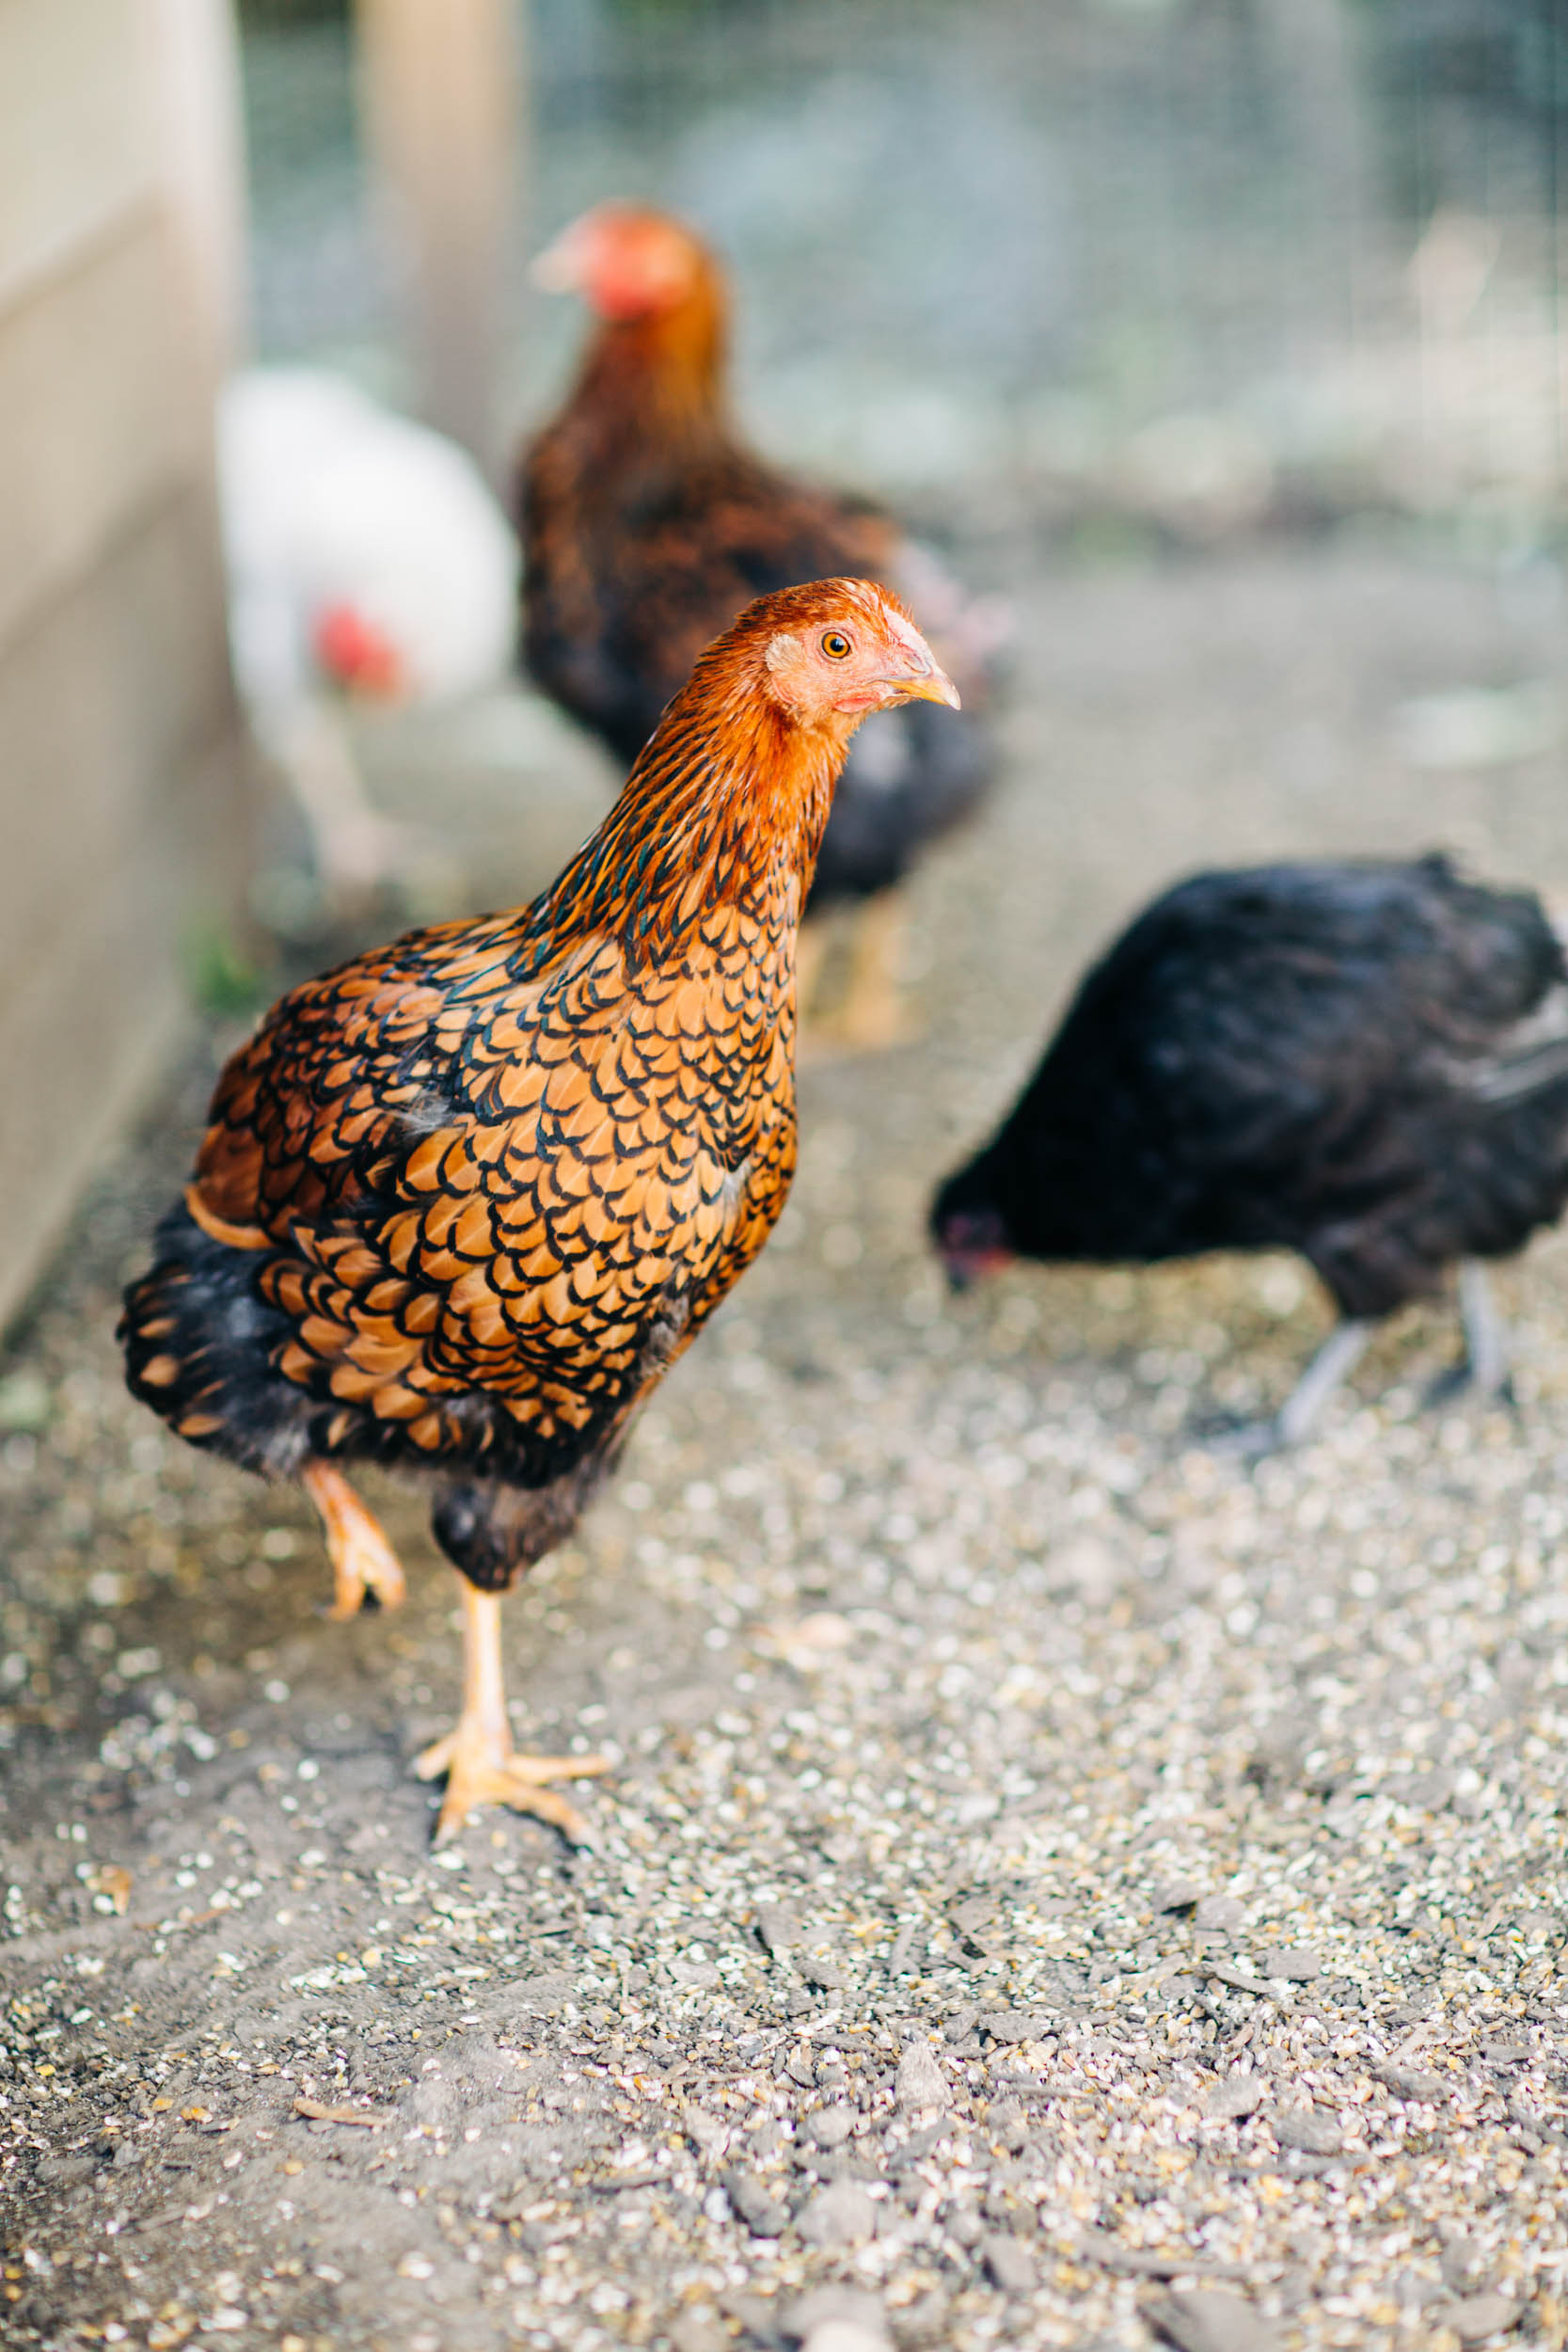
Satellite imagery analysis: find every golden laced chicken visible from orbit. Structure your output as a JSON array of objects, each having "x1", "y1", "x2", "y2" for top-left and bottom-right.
[
  {"x1": 517, "y1": 204, "x2": 1004, "y2": 1049},
  {"x1": 122, "y1": 580, "x2": 956, "y2": 1839}
]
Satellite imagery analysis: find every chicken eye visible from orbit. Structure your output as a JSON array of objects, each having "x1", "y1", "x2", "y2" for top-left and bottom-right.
[{"x1": 820, "y1": 630, "x2": 852, "y2": 660}]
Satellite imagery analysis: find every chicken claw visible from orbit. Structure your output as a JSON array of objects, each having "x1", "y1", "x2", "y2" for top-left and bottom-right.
[{"x1": 303, "y1": 1461, "x2": 407, "y2": 1618}]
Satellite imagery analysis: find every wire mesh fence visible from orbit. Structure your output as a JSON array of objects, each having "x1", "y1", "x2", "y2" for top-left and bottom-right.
[{"x1": 234, "y1": 0, "x2": 1568, "y2": 540}]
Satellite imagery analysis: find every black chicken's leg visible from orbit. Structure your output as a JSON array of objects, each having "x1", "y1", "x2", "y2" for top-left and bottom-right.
[
  {"x1": 1275, "y1": 1318, "x2": 1376, "y2": 1445},
  {"x1": 1426, "y1": 1258, "x2": 1512, "y2": 1406},
  {"x1": 1217, "y1": 1316, "x2": 1375, "y2": 1456}
]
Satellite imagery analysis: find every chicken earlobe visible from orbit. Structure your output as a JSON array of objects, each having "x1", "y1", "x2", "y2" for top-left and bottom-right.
[{"x1": 414, "y1": 1581, "x2": 608, "y2": 1843}]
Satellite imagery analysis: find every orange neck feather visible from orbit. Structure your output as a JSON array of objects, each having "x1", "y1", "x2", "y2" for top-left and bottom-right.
[
  {"x1": 567, "y1": 253, "x2": 730, "y2": 453},
  {"x1": 530, "y1": 637, "x2": 847, "y2": 968}
]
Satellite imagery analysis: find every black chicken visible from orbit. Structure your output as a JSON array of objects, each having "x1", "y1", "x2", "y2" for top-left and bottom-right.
[{"x1": 931, "y1": 855, "x2": 1568, "y2": 1446}]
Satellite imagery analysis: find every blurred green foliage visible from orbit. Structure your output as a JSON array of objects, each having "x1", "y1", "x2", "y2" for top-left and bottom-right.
[
  {"x1": 182, "y1": 918, "x2": 270, "y2": 1021},
  {"x1": 238, "y1": 0, "x2": 347, "y2": 26}
]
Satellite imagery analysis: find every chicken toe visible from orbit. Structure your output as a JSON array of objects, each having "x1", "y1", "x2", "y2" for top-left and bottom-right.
[
  {"x1": 416, "y1": 1725, "x2": 608, "y2": 1845},
  {"x1": 303, "y1": 1461, "x2": 407, "y2": 1618}
]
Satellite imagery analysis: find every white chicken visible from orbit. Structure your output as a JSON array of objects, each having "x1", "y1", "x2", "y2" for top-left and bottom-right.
[{"x1": 218, "y1": 368, "x2": 519, "y2": 911}]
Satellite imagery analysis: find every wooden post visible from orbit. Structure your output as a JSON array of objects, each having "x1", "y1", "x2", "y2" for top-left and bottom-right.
[
  {"x1": 141, "y1": 0, "x2": 252, "y2": 379},
  {"x1": 1251, "y1": 0, "x2": 1371, "y2": 286},
  {"x1": 355, "y1": 0, "x2": 520, "y2": 470}
]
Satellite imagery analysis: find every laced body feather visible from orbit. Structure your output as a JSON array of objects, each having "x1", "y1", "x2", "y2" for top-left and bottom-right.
[{"x1": 120, "y1": 595, "x2": 846, "y2": 1569}]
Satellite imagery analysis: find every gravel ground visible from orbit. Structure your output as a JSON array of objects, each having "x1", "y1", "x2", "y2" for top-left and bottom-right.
[{"x1": 6, "y1": 545, "x2": 1568, "y2": 2352}]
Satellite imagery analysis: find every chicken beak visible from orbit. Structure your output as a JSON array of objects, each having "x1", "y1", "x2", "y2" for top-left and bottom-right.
[
  {"x1": 530, "y1": 225, "x2": 588, "y2": 294},
  {"x1": 885, "y1": 647, "x2": 960, "y2": 711},
  {"x1": 880, "y1": 617, "x2": 959, "y2": 710},
  {"x1": 896, "y1": 660, "x2": 960, "y2": 711}
]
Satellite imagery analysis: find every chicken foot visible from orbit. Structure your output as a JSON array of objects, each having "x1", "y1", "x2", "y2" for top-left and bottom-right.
[
  {"x1": 794, "y1": 915, "x2": 831, "y2": 1035},
  {"x1": 1274, "y1": 1317, "x2": 1375, "y2": 1446},
  {"x1": 1215, "y1": 1317, "x2": 1374, "y2": 1456},
  {"x1": 303, "y1": 1460, "x2": 406, "y2": 1618},
  {"x1": 1222, "y1": 1262, "x2": 1514, "y2": 1454},
  {"x1": 804, "y1": 887, "x2": 920, "y2": 1055},
  {"x1": 1426, "y1": 1259, "x2": 1513, "y2": 1406},
  {"x1": 416, "y1": 1580, "x2": 609, "y2": 1845}
]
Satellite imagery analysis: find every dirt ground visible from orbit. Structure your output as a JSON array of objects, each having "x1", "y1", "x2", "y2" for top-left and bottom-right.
[{"x1": 6, "y1": 544, "x2": 1568, "y2": 2352}]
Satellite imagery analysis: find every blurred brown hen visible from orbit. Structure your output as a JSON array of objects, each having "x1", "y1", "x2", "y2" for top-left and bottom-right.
[
  {"x1": 120, "y1": 580, "x2": 955, "y2": 1841},
  {"x1": 519, "y1": 204, "x2": 1004, "y2": 1047}
]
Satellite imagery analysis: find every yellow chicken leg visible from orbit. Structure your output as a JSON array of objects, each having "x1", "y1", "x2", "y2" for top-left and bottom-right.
[
  {"x1": 805, "y1": 887, "x2": 921, "y2": 1054},
  {"x1": 834, "y1": 885, "x2": 919, "y2": 1049},
  {"x1": 415, "y1": 1581, "x2": 609, "y2": 1844},
  {"x1": 303, "y1": 1460, "x2": 407, "y2": 1618},
  {"x1": 795, "y1": 914, "x2": 831, "y2": 1030}
]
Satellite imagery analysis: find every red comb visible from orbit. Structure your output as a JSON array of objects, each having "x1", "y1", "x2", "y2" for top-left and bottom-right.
[{"x1": 313, "y1": 604, "x2": 406, "y2": 698}]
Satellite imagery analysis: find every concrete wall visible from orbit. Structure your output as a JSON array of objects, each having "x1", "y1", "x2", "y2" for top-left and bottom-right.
[{"x1": 0, "y1": 0, "x2": 252, "y2": 1332}]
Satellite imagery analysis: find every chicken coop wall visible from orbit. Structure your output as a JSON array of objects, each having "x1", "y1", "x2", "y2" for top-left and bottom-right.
[{"x1": 0, "y1": 0, "x2": 254, "y2": 1335}]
